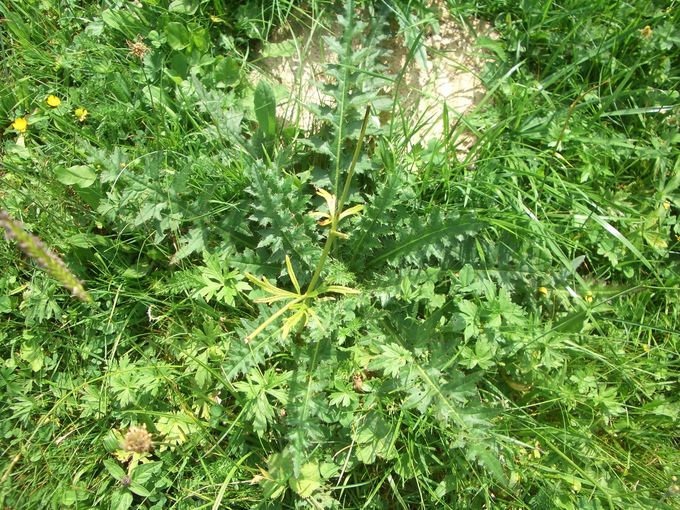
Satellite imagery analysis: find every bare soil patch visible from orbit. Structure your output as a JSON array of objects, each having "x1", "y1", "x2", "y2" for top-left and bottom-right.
[{"x1": 251, "y1": 1, "x2": 497, "y2": 156}]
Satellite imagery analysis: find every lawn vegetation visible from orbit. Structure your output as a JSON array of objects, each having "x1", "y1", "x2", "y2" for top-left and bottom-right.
[{"x1": 0, "y1": 0, "x2": 678, "y2": 509}]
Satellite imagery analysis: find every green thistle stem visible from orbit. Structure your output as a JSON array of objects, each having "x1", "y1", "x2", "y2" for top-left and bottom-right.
[{"x1": 305, "y1": 107, "x2": 371, "y2": 295}]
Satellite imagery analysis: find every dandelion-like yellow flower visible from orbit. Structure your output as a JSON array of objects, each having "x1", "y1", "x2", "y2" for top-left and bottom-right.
[
  {"x1": 74, "y1": 107, "x2": 88, "y2": 122},
  {"x1": 46, "y1": 95, "x2": 61, "y2": 107},
  {"x1": 537, "y1": 286, "x2": 549, "y2": 296},
  {"x1": 11, "y1": 117, "x2": 28, "y2": 133},
  {"x1": 640, "y1": 25, "x2": 653, "y2": 39}
]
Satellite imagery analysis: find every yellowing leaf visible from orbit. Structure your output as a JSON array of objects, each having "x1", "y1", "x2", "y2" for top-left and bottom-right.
[
  {"x1": 339, "y1": 204, "x2": 364, "y2": 221},
  {"x1": 155, "y1": 413, "x2": 199, "y2": 449},
  {"x1": 324, "y1": 285, "x2": 360, "y2": 295},
  {"x1": 281, "y1": 306, "x2": 307, "y2": 338},
  {"x1": 245, "y1": 273, "x2": 298, "y2": 301},
  {"x1": 289, "y1": 462, "x2": 322, "y2": 497},
  {"x1": 643, "y1": 231, "x2": 668, "y2": 250},
  {"x1": 285, "y1": 255, "x2": 301, "y2": 294},
  {"x1": 316, "y1": 188, "x2": 336, "y2": 216}
]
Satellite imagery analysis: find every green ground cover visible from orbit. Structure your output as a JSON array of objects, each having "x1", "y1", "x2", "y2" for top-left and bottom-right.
[{"x1": 0, "y1": 0, "x2": 678, "y2": 508}]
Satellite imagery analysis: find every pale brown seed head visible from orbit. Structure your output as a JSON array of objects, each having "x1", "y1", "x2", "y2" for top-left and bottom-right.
[
  {"x1": 127, "y1": 37, "x2": 150, "y2": 60},
  {"x1": 123, "y1": 424, "x2": 153, "y2": 453},
  {"x1": 352, "y1": 373, "x2": 364, "y2": 392}
]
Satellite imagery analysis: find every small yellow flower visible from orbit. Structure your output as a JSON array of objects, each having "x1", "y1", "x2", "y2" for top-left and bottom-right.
[
  {"x1": 74, "y1": 107, "x2": 88, "y2": 122},
  {"x1": 537, "y1": 286, "x2": 549, "y2": 296},
  {"x1": 663, "y1": 200, "x2": 670, "y2": 210},
  {"x1": 11, "y1": 117, "x2": 28, "y2": 133},
  {"x1": 640, "y1": 25, "x2": 653, "y2": 39},
  {"x1": 585, "y1": 294, "x2": 593, "y2": 303},
  {"x1": 46, "y1": 95, "x2": 61, "y2": 107}
]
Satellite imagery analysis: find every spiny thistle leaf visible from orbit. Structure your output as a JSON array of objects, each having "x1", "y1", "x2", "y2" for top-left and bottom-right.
[
  {"x1": 245, "y1": 161, "x2": 321, "y2": 281},
  {"x1": 367, "y1": 212, "x2": 484, "y2": 268}
]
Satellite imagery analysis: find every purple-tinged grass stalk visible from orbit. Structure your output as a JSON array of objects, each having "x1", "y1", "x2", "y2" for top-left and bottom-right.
[{"x1": 0, "y1": 210, "x2": 92, "y2": 303}]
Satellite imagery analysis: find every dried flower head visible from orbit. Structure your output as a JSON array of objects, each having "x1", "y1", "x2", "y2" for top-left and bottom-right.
[
  {"x1": 352, "y1": 373, "x2": 364, "y2": 392},
  {"x1": 0, "y1": 210, "x2": 92, "y2": 302},
  {"x1": 250, "y1": 473, "x2": 265, "y2": 485},
  {"x1": 640, "y1": 25, "x2": 653, "y2": 39},
  {"x1": 123, "y1": 424, "x2": 153, "y2": 453},
  {"x1": 127, "y1": 37, "x2": 150, "y2": 60}
]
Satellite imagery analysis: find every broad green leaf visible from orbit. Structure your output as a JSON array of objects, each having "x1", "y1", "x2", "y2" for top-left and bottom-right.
[
  {"x1": 192, "y1": 27, "x2": 210, "y2": 52},
  {"x1": 132, "y1": 461, "x2": 162, "y2": 485},
  {"x1": 254, "y1": 81, "x2": 277, "y2": 138},
  {"x1": 100, "y1": 9, "x2": 121, "y2": 31},
  {"x1": 213, "y1": 56, "x2": 240, "y2": 87},
  {"x1": 353, "y1": 412, "x2": 398, "y2": 464},
  {"x1": 551, "y1": 308, "x2": 587, "y2": 334},
  {"x1": 165, "y1": 22, "x2": 191, "y2": 50},
  {"x1": 476, "y1": 35, "x2": 508, "y2": 61},
  {"x1": 55, "y1": 165, "x2": 96, "y2": 188},
  {"x1": 168, "y1": 52, "x2": 189, "y2": 79},
  {"x1": 101, "y1": 9, "x2": 138, "y2": 36},
  {"x1": 85, "y1": 20, "x2": 104, "y2": 36},
  {"x1": 103, "y1": 459, "x2": 126, "y2": 480},
  {"x1": 20, "y1": 342, "x2": 44, "y2": 372},
  {"x1": 459, "y1": 264, "x2": 475, "y2": 287},
  {"x1": 0, "y1": 296, "x2": 11, "y2": 313},
  {"x1": 168, "y1": 0, "x2": 201, "y2": 14},
  {"x1": 128, "y1": 482, "x2": 151, "y2": 498},
  {"x1": 155, "y1": 412, "x2": 199, "y2": 447},
  {"x1": 262, "y1": 452, "x2": 293, "y2": 499},
  {"x1": 643, "y1": 231, "x2": 668, "y2": 250},
  {"x1": 59, "y1": 488, "x2": 88, "y2": 506},
  {"x1": 110, "y1": 490, "x2": 133, "y2": 510}
]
